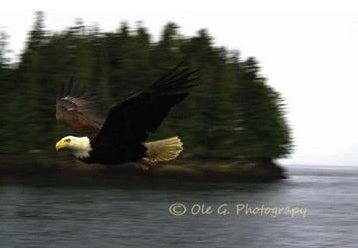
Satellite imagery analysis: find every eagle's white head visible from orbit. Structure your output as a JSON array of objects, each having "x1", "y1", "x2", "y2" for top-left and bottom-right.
[{"x1": 55, "y1": 136, "x2": 93, "y2": 159}]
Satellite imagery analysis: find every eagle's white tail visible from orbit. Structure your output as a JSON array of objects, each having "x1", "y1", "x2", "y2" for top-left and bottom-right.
[{"x1": 144, "y1": 137, "x2": 183, "y2": 162}]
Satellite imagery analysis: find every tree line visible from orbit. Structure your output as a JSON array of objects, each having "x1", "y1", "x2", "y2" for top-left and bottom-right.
[{"x1": 0, "y1": 12, "x2": 292, "y2": 161}]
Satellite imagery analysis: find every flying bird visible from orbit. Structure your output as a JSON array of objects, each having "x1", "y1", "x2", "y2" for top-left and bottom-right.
[{"x1": 55, "y1": 64, "x2": 197, "y2": 169}]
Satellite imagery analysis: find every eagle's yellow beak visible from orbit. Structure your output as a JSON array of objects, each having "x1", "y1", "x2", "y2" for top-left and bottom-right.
[{"x1": 55, "y1": 139, "x2": 69, "y2": 151}]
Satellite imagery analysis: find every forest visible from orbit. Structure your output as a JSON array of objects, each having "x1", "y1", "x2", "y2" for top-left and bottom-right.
[{"x1": 0, "y1": 12, "x2": 292, "y2": 161}]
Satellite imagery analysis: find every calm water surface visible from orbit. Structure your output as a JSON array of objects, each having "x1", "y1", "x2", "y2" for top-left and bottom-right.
[{"x1": 0, "y1": 165, "x2": 357, "y2": 247}]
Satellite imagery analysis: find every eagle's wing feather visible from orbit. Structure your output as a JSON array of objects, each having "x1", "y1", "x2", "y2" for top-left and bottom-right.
[
  {"x1": 91, "y1": 65, "x2": 197, "y2": 162},
  {"x1": 56, "y1": 79, "x2": 105, "y2": 138}
]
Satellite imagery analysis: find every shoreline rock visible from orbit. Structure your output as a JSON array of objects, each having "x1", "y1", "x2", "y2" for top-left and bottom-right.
[{"x1": 0, "y1": 153, "x2": 287, "y2": 183}]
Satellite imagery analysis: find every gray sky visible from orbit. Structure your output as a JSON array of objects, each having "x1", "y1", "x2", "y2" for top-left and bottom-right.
[{"x1": 1, "y1": 0, "x2": 358, "y2": 166}]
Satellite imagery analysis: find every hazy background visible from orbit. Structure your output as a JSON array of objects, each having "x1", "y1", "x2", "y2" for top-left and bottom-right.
[{"x1": 1, "y1": 0, "x2": 357, "y2": 166}]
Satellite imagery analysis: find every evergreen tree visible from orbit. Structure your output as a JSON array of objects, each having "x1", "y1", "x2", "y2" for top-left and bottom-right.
[
  {"x1": 0, "y1": 13, "x2": 292, "y2": 161},
  {"x1": 0, "y1": 31, "x2": 10, "y2": 152},
  {"x1": 234, "y1": 58, "x2": 292, "y2": 159}
]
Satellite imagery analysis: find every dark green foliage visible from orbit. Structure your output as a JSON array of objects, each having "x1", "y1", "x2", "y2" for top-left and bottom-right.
[{"x1": 0, "y1": 13, "x2": 292, "y2": 159}]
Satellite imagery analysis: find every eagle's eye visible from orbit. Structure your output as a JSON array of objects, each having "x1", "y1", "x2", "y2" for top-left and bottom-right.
[{"x1": 64, "y1": 138, "x2": 71, "y2": 142}]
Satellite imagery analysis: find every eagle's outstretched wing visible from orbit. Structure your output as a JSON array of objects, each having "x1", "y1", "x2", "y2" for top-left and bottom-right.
[
  {"x1": 56, "y1": 78, "x2": 105, "y2": 138},
  {"x1": 91, "y1": 64, "x2": 198, "y2": 162}
]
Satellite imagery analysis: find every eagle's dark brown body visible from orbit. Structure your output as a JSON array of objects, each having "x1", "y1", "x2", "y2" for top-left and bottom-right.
[{"x1": 56, "y1": 64, "x2": 197, "y2": 165}]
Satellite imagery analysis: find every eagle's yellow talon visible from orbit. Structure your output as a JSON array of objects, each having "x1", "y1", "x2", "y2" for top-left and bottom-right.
[{"x1": 140, "y1": 157, "x2": 155, "y2": 171}]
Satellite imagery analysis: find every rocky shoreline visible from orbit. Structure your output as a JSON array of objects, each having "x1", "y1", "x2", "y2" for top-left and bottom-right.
[{"x1": 0, "y1": 153, "x2": 286, "y2": 183}]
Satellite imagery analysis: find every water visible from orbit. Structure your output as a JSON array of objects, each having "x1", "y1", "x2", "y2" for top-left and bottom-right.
[{"x1": 0, "y1": 165, "x2": 357, "y2": 247}]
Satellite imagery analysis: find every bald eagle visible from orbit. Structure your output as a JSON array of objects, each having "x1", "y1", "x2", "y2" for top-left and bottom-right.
[{"x1": 55, "y1": 65, "x2": 197, "y2": 168}]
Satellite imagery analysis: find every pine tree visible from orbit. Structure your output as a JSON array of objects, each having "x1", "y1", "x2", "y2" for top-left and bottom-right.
[
  {"x1": 0, "y1": 18, "x2": 292, "y2": 161},
  {"x1": 234, "y1": 58, "x2": 292, "y2": 159}
]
